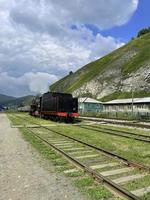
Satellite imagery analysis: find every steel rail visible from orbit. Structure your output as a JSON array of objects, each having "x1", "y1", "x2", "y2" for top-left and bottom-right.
[
  {"x1": 79, "y1": 117, "x2": 150, "y2": 129},
  {"x1": 78, "y1": 125, "x2": 150, "y2": 143},
  {"x1": 87, "y1": 124, "x2": 150, "y2": 139},
  {"x1": 39, "y1": 126, "x2": 150, "y2": 172},
  {"x1": 27, "y1": 127, "x2": 140, "y2": 200},
  {"x1": 12, "y1": 114, "x2": 150, "y2": 171}
]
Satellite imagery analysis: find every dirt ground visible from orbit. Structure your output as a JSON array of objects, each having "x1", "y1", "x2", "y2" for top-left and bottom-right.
[{"x1": 0, "y1": 113, "x2": 86, "y2": 200}]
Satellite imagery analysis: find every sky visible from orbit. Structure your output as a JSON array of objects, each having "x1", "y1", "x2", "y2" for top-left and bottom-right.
[{"x1": 0, "y1": 0, "x2": 149, "y2": 97}]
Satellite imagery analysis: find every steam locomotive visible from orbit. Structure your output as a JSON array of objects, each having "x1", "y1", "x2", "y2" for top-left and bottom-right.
[{"x1": 30, "y1": 92, "x2": 79, "y2": 122}]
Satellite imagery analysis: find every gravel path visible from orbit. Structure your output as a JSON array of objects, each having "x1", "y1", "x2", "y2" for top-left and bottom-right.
[{"x1": 0, "y1": 113, "x2": 86, "y2": 200}]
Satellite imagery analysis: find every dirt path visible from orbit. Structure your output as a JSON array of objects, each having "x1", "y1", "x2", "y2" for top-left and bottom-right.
[{"x1": 0, "y1": 113, "x2": 86, "y2": 200}]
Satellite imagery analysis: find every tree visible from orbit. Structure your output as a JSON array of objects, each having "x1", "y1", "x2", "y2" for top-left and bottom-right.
[
  {"x1": 137, "y1": 27, "x2": 150, "y2": 37},
  {"x1": 69, "y1": 71, "x2": 73, "y2": 75}
]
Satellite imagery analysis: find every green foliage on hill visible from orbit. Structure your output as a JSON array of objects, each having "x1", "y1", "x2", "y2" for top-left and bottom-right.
[
  {"x1": 100, "y1": 91, "x2": 150, "y2": 102},
  {"x1": 0, "y1": 94, "x2": 34, "y2": 107},
  {"x1": 50, "y1": 31, "x2": 150, "y2": 100},
  {"x1": 137, "y1": 27, "x2": 150, "y2": 38},
  {"x1": 0, "y1": 94, "x2": 16, "y2": 105},
  {"x1": 7, "y1": 95, "x2": 34, "y2": 107}
]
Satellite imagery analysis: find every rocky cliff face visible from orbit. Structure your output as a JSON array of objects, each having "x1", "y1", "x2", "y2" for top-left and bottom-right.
[
  {"x1": 50, "y1": 32, "x2": 150, "y2": 101},
  {"x1": 73, "y1": 63, "x2": 150, "y2": 99}
]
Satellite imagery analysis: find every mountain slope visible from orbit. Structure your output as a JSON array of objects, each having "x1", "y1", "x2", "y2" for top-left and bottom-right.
[
  {"x1": 50, "y1": 32, "x2": 150, "y2": 101},
  {"x1": 0, "y1": 94, "x2": 16, "y2": 104},
  {"x1": 0, "y1": 94, "x2": 34, "y2": 107},
  {"x1": 5, "y1": 95, "x2": 34, "y2": 107}
]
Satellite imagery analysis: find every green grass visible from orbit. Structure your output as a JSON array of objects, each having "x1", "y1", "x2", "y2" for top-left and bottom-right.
[
  {"x1": 89, "y1": 123, "x2": 150, "y2": 137},
  {"x1": 86, "y1": 186, "x2": 112, "y2": 200},
  {"x1": 74, "y1": 177, "x2": 113, "y2": 199},
  {"x1": 46, "y1": 125, "x2": 150, "y2": 165},
  {"x1": 74, "y1": 177, "x2": 94, "y2": 187},
  {"x1": 7, "y1": 112, "x2": 55, "y2": 125},
  {"x1": 20, "y1": 128, "x2": 61, "y2": 161},
  {"x1": 66, "y1": 171, "x2": 85, "y2": 177},
  {"x1": 122, "y1": 33, "x2": 150, "y2": 75},
  {"x1": 100, "y1": 91, "x2": 150, "y2": 102}
]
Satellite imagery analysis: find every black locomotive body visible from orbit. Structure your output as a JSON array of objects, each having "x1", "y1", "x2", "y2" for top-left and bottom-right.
[{"x1": 30, "y1": 92, "x2": 79, "y2": 121}]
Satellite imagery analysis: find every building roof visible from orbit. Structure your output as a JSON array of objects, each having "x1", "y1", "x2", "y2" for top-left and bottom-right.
[
  {"x1": 104, "y1": 97, "x2": 150, "y2": 105},
  {"x1": 78, "y1": 97, "x2": 102, "y2": 104}
]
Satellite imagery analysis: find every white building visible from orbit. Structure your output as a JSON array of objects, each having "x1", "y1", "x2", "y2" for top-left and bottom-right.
[
  {"x1": 104, "y1": 97, "x2": 150, "y2": 113},
  {"x1": 78, "y1": 97, "x2": 103, "y2": 114}
]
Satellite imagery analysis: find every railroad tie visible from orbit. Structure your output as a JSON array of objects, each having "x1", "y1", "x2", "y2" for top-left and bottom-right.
[
  {"x1": 90, "y1": 162, "x2": 119, "y2": 170},
  {"x1": 53, "y1": 143, "x2": 74, "y2": 146},
  {"x1": 54, "y1": 143, "x2": 74, "y2": 147},
  {"x1": 11, "y1": 125, "x2": 24, "y2": 128},
  {"x1": 131, "y1": 186, "x2": 150, "y2": 197},
  {"x1": 57, "y1": 145, "x2": 73, "y2": 148},
  {"x1": 101, "y1": 167, "x2": 133, "y2": 176},
  {"x1": 112, "y1": 174, "x2": 146, "y2": 184},
  {"x1": 51, "y1": 140, "x2": 68, "y2": 143},
  {"x1": 75, "y1": 154, "x2": 99, "y2": 159},
  {"x1": 69, "y1": 150, "x2": 93, "y2": 155},
  {"x1": 62, "y1": 147, "x2": 85, "y2": 151},
  {"x1": 63, "y1": 168, "x2": 79, "y2": 174}
]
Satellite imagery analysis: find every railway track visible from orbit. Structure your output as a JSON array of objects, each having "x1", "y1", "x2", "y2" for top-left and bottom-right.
[
  {"x1": 10, "y1": 113, "x2": 150, "y2": 171},
  {"x1": 27, "y1": 126, "x2": 150, "y2": 200},
  {"x1": 78, "y1": 124, "x2": 150, "y2": 143},
  {"x1": 10, "y1": 114, "x2": 150, "y2": 199},
  {"x1": 79, "y1": 116, "x2": 150, "y2": 129}
]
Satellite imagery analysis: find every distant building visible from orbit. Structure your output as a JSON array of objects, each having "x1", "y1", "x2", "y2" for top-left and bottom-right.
[
  {"x1": 104, "y1": 97, "x2": 150, "y2": 113},
  {"x1": 78, "y1": 97, "x2": 103, "y2": 114},
  {"x1": 18, "y1": 105, "x2": 30, "y2": 112},
  {"x1": 0, "y1": 105, "x2": 4, "y2": 111}
]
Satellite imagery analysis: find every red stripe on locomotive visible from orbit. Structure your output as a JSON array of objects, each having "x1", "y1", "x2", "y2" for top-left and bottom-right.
[{"x1": 41, "y1": 111, "x2": 79, "y2": 117}]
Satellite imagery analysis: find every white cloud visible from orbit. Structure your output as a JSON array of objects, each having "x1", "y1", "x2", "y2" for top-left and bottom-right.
[
  {"x1": 0, "y1": 72, "x2": 58, "y2": 96},
  {"x1": 10, "y1": 0, "x2": 138, "y2": 30},
  {"x1": 0, "y1": 0, "x2": 138, "y2": 96}
]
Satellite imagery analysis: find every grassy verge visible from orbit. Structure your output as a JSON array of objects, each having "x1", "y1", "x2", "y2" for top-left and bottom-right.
[{"x1": 7, "y1": 112, "x2": 55, "y2": 125}]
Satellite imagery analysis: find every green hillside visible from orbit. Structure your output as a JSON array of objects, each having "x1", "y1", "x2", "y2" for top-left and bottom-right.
[
  {"x1": 50, "y1": 32, "x2": 150, "y2": 100},
  {"x1": 5, "y1": 95, "x2": 34, "y2": 107},
  {"x1": 0, "y1": 94, "x2": 34, "y2": 107},
  {"x1": 0, "y1": 94, "x2": 16, "y2": 104}
]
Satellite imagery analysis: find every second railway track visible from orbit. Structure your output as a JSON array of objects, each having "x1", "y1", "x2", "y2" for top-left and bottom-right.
[
  {"x1": 78, "y1": 124, "x2": 150, "y2": 143},
  {"x1": 79, "y1": 116, "x2": 150, "y2": 129}
]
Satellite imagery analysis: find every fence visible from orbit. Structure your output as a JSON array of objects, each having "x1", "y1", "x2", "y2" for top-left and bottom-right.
[{"x1": 82, "y1": 111, "x2": 150, "y2": 121}]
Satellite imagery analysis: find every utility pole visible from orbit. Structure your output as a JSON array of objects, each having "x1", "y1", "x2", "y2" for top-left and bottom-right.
[{"x1": 131, "y1": 74, "x2": 134, "y2": 118}]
